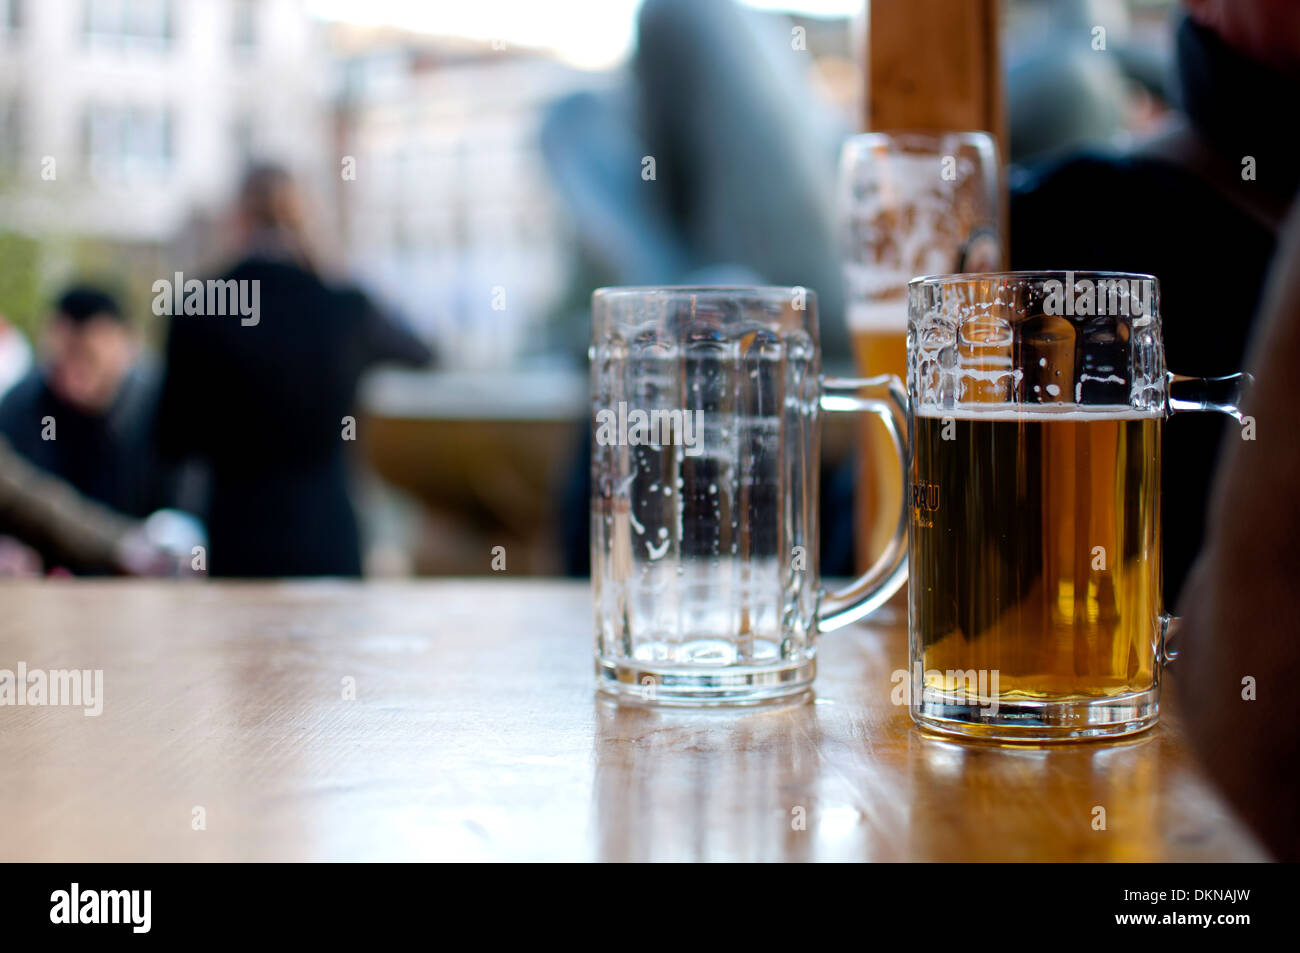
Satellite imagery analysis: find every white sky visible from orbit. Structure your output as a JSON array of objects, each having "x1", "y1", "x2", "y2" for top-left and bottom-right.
[{"x1": 305, "y1": 0, "x2": 863, "y2": 69}]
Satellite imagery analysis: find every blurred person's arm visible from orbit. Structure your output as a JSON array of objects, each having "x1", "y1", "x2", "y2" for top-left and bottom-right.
[
  {"x1": 0, "y1": 435, "x2": 138, "y2": 573},
  {"x1": 1176, "y1": 198, "x2": 1300, "y2": 862},
  {"x1": 345, "y1": 288, "x2": 433, "y2": 369}
]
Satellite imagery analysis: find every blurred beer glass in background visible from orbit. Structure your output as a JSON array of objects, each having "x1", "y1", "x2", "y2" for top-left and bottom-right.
[{"x1": 838, "y1": 131, "x2": 1001, "y2": 573}]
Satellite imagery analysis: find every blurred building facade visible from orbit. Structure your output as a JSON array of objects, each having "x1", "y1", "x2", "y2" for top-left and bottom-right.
[
  {"x1": 330, "y1": 30, "x2": 590, "y2": 369},
  {"x1": 0, "y1": 1, "x2": 592, "y2": 370},
  {"x1": 0, "y1": 0, "x2": 330, "y2": 245}
]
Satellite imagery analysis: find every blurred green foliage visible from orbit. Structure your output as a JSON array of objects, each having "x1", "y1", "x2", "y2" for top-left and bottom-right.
[
  {"x1": 0, "y1": 231, "x2": 42, "y2": 339},
  {"x1": 0, "y1": 229, "x2": 167, "y2": 348}
]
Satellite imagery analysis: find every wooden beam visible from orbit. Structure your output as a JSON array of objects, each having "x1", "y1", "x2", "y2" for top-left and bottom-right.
[
  {"x1": 865, "y1": 0, "x2": 1005, "y2": 156},
  {"x1": 854, "y1": 1, "x2": 1007, "y2": 579}
]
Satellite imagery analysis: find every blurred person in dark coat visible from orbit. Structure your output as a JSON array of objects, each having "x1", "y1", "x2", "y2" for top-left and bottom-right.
[
  {"x1": 0, "y1": 286, "x2": 175, "y2": 520},
  {"x1": 156, "y1": 164, "x2": 431, "y2": 577},
  {"x1": 1010, "y1": 0, "x2": 1300, "y2": 608}
]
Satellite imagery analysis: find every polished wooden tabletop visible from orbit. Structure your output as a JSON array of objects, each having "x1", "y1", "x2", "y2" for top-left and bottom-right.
[{"x1": 0, "y1": 580, "x2": 1264, "y2": 862}]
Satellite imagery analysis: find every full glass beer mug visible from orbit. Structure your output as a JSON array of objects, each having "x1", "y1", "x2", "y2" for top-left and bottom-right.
[
  {"x1": 591, "y1": 287, "x2": 908, "y2": 704},
  {"x1": 907, "y1": 271, "x2": 1247, "y2": 740}
]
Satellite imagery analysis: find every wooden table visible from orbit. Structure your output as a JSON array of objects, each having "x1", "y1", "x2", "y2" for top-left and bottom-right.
[{"x1": 0, "y1": 581, "x2": 1264, "y2": 862}]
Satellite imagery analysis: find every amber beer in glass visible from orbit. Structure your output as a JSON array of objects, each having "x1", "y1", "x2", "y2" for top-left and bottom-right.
[
  {"x1": 906, "y1": 271, "x2": 1246, "y2": 740},
  {"x1": 912, "y1": 407, "x2": 1162, "y2": 701},
  {"x1": 839, "y1": 132, "x2": 1000, "y2": 570}
]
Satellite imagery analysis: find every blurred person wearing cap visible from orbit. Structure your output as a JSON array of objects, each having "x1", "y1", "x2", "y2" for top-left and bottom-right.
[
  {"x1": 0, "y1": 286, "x2": 178, "y2": 522},
  {"x1": 156, "y1": 164, "x2": 431, "y2": 578}
]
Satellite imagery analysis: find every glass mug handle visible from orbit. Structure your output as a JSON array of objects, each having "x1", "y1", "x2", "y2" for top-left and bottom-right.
[
  {"x1": 1159, "y1": 370, "x2": 1254, "y2": 663},
  {"x1": 816, "y1": 375, "x2": 910, "y2": 631}
]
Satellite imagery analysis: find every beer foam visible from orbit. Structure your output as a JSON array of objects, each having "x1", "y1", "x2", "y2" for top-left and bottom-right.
[
  {"x1": 847, "y1": 299, "x2": 907, "y2": 331},
  {"x1": 915, "y1": 403, "x2": 1163, "y2": 421}
]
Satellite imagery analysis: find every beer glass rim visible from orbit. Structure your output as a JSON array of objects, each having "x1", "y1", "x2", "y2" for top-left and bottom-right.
[
  {"x1": 841, "y1": 130, "x2": 997, "y2": 154},
  {"x1": 909, "y1": 270, "x2": 1157, "y2": 287},
  {"x1": 593, "y1": 285, "x2": 814, "y2": 300}
]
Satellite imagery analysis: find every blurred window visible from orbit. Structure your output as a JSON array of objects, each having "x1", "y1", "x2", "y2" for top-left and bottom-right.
[
  {"x1": 81, "y1": 104, "x2": 173, "y2": 181},
  {"x1": 83, "y1": 0, "x2": 174, "y2": 49},
  {"x1": 231, "y1": 0, "x2": 256, "y2": 52},
  {"x1": 1, "y1": 0, "x2": 22, "y2": 35},
  {"x1": 232, "y1": 113, "x2": 254, "y2": 163}
]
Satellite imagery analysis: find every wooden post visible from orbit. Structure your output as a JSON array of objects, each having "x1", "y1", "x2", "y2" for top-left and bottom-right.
[
  {"x1": 852, "y1": 0, "x2": 1008, "y2": 578},
  {"x1": 865, "y1": 0, "x2": 1006, "y2": 154}
]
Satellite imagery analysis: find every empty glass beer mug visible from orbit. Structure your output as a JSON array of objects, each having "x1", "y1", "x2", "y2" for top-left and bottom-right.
[
  {"x1": 907, "y1": 271, "x2": 1248, "y2": 740},
  {"x1": 591, "y1": 287, "x2": 908, "y2": 704}
]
